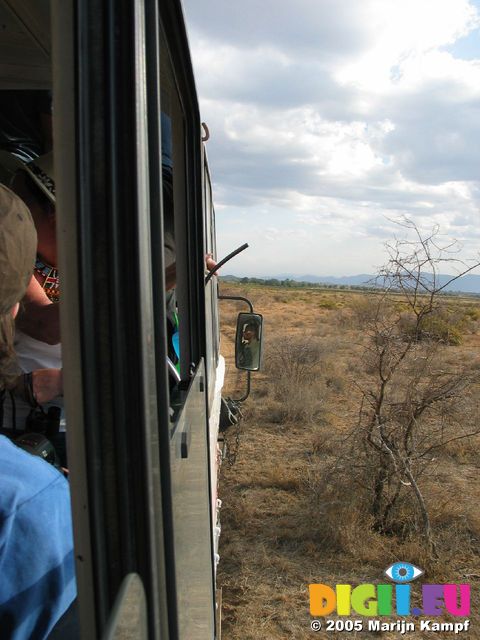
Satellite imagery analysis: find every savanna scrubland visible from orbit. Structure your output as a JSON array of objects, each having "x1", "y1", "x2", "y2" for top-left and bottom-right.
[{"x1": 217, "y1": 282, "x2": 480, "y2": 640}]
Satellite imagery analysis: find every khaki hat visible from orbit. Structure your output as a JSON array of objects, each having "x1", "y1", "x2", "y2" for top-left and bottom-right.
[
  {"x1": 0, "y1": 151, "x2": 55, "y2": 204},
  {"x1": 0, "y1": 184, "x2": 37, "y2": 315}
]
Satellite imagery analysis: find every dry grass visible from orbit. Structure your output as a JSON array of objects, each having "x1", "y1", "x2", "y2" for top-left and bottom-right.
[{"x1": 217, "y1": 284, "x2": 480, "y2": 639}]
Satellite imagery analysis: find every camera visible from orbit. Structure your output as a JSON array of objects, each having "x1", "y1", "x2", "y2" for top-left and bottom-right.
[
  {"x1": 14, "y1": 405, "x2": 63, "y2": 469},
  {"x1": 25, "y1": 405, "x2": 61, "y2": 440}
]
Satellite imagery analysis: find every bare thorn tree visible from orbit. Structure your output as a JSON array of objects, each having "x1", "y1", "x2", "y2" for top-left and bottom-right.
[{"x1": 353, "y1": 220, "x2": 480, "y2": 556}]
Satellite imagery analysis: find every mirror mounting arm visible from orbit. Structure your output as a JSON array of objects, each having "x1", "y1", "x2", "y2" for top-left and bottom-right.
[
  {"x1": 235, "y1": 371, "x2": 251, "y2": 403},
  {"x1": 218, "y1": 295, "x2": 255, "y2": 403},
  {"x1": 217, "y1": 294, "x2": 253, "y2": 313}
]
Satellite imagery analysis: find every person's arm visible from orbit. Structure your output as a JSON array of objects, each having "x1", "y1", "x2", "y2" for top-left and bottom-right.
[
  {"x1": 165, "y1": 262, "x2": 176, "y2": 291},
  {"x1": 16, "y1": 275, "x2": 60, "y2": 345},
  {"x1": 32, "y1": 369, "x2": 63, "y2": 404},
  {"x1": 0, "y1": 440, "x2": 76, "y2": 640},
  {"x1": 12, "y1": 369, "x2": 63, "y2": 406}
]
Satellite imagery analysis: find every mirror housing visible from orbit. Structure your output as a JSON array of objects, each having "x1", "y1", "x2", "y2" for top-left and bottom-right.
[{"x1": 235, "y1": 312, "x2": 263, "y2": 371}]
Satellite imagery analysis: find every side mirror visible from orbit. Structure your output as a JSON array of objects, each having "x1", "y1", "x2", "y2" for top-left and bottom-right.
[{"x1": 235, "y1": 312, "x2": 263, "y2": 371}]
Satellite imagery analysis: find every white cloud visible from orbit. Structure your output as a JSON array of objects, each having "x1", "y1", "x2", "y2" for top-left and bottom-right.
[
  {"x1": 182, "y1": 0, "x2": 480, "y2": 276},
  {"x1": 337, "y1": 0, "x2": 479, "y2": 90}
]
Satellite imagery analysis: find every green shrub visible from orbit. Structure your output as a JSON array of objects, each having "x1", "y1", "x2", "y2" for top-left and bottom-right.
[
  {"x1": 398, "y1": 309, "x2": 464, "y2": 345},
  {"x1": 318, "y1": 299, "x2": 337, "y2": 310}
]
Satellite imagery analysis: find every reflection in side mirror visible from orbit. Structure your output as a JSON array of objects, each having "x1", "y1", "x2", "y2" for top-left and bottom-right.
[{"x1": 235, "y1": 312, "x2": 264, "y2": 371}]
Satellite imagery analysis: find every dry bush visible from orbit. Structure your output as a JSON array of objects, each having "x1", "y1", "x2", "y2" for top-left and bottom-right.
[
  {"x1": 251, "y1": 382, "x2": 269, "y2": 399},
  {"x1": 317, "y1": 298, "x2": 337, "y2": 310},
  {"x1": 264, "y1": 335, "x2": 323, "y2": 380},
  {"x1": 397, "y1": 307, "x2": 467, "y2": 345},
  {"x1": 305, "y1": 446, "x2": 479, "y2": 582},
  {"x1": 262, "y1": 335, "x2": 325, "y2": 424},
  {"x1": 311, "y1": 322, "x2": 330, "y2": 337},
  {"x1": 311, "y1": 425, "x2": 340, "y2": 457},
  {"x1": 264, "y1": 389, "x2": 324, "y2": 425},
  {"x1": 220, "y1": 307, "x2": 240, "y2": 327},
  {"x1": 325, "y1": 375, "x2": 346, "y2": 393},
  {"x1": 349, "y1": 295, "x2": 379, "y2": 327}
]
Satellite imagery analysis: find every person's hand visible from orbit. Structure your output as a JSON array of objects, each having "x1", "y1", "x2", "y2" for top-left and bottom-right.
[
  {"x1": 32, "y1": 368, "x2": 63, "y2": 404},
  {"x1": 205, "y1": 253, "x2": 218, "y2": 273}
]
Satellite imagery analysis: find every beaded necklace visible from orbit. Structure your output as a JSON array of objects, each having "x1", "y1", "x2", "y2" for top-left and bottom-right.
[{"x1": 34, "y1": 258, "x2": 60, "y2": 302}]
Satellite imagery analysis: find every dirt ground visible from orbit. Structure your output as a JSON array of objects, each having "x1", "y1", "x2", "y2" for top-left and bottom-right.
[{"x1": 217, "y1": 283, "x2": 480, "y2": 640}]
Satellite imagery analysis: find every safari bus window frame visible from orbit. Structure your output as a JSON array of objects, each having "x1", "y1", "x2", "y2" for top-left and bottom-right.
[{"x1": 50, "y1": 0, "x2": 217, "y2": 638}]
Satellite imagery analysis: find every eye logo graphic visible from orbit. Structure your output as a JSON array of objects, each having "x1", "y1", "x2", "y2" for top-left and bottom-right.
[
  {"x1": 309, "y1": 562, "x2": 470, "y2": 618},
  {"x1": 384, "y1": 562, "x2": 423, "y2": 583}
]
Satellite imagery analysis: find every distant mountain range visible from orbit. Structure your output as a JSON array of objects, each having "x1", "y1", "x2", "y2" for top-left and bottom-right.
[{"x1": 222, "y1": 272, "x2": 480, "y2": 294}]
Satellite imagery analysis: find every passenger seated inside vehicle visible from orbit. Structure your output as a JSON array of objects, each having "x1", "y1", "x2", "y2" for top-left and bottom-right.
[
  {"x1": 0, "y1": 151, "x2": 65, "y2": 464},
  {"x1": 0, "y1": 184, "x2": 76, "y2": 640}
]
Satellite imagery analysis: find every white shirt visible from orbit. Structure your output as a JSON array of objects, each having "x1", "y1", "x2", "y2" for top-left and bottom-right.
[{"x1": 1, "y1": 330, "x2": 64, "y2": 431}]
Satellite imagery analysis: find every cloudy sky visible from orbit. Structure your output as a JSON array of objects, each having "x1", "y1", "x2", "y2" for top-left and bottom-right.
[{"x1": 182, "y1": 0, "x2": 480, "y2": 277}]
